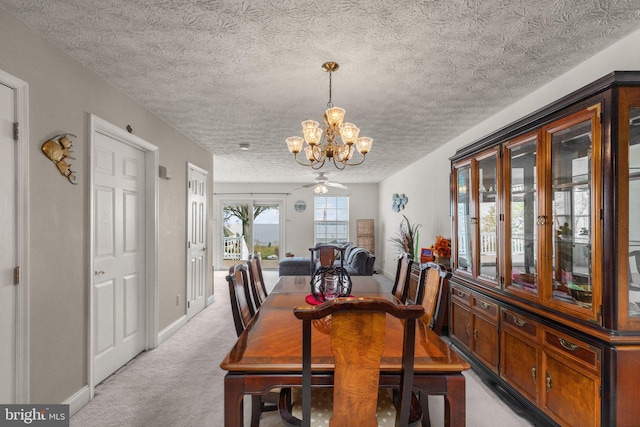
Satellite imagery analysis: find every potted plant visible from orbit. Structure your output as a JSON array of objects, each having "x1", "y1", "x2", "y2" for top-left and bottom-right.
[{"x1": 389, "y1": 215, "x2": 421, "y2": 260}]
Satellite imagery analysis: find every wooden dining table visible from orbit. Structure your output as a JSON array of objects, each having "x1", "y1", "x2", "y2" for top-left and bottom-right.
[{"x1": 220, "y1": 275, "x2": 470, "y2": 426}]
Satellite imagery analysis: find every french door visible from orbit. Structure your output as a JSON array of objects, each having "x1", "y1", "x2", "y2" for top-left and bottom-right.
[{"x1": 220, "y1": 199, "x2": 283, "y2": 269}]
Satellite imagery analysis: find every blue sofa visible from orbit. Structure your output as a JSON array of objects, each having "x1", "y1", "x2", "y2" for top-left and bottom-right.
[{"x1": 278, "y1": 243, "x2": 375, "y2": 276}]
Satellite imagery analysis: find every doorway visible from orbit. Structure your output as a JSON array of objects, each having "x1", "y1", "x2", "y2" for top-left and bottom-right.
[
  {"x1": 220, "y1": 200, "x2": 283, "y2": 269},
  {"x1": 90, "y1": 115, "x2": 158, "y2": 389},
  {"x1": 0, "y1": 70, "x2": 28, "y2": 404}
]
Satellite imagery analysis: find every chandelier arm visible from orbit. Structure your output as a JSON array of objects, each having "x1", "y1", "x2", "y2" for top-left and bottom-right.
[
  {"x1": 293, "y1": 153, "x2": 313, "y2": 167},
  {"x1": 343, "y1": 153, "x2": 367, "y2": 166},
  {"x1": 311, "y1": 158, "x2": 327, "y2": 170}
]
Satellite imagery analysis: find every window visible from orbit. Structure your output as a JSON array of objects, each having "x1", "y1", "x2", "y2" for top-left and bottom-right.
[{"x1": 314, "y1": 196, "x2": 349, "y2": 245}]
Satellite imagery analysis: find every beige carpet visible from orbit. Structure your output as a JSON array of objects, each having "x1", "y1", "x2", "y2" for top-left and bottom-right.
[{"x1": 71, "y1": 270, "x2": 534, "y2": 427}]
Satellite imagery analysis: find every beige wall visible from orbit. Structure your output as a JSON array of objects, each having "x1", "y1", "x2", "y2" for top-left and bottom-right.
[
  {"x1": 378, "y1": 26, "x2": 640, "y2": 279},
  {"x1": 213, "y1": 182, "x2": 379, "y2": 270},
  {"x1": 0, "y1": 10, "x2": 213, "y2": 404}
]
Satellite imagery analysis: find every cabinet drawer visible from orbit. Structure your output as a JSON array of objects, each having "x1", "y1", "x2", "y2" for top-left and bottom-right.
[
  {"x1": 543, "y1": 329, "x2": 601, "y2": 373},
  {"x1": 451, "y1": 284, "x2": 471, "y2": 306},
  {"x1": 502, "y1": 309, "x2": 538, "y2": 340},
  {"x1": 472, "y1": 295, "x2": 499, "y2": 322}
]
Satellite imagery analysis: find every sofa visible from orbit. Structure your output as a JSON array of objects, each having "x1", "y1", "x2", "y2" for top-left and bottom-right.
[
  {"x1": 314, "y1": 242, "x2": 376, "y2": 276},
  {"x1": 278, "y1": 243, "x2": 376, "y2": 276}
]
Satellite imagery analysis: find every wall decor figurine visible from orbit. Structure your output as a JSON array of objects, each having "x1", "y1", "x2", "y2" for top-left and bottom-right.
[
  {"x1": 41, "y1": 133, "x2": 77, "y2": 184},
  {"x1": 392, "y1": 193, "x2": 408, "y2": 211}
]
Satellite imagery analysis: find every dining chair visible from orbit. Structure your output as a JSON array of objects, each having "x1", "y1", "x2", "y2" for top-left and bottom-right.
[
  {"x1": 226, "y1": 264, "x2": 255, "y2": 336},
  {"x1": 226, "y1": 263, "x2": 280, "y2": 427},
  {"x1": 415, "y1": 262, "x2": 451, "y2": 333},
  {"x1": 412, "y1": 262, "x2": 452, "y2": 427},
  {"x1": 391, "y1": 252, "x2": 413, "y2": 303},
  {"x1": 247, "y1": 252, "x2": 268, "y2": 310},
  {"x1": 309, "y1": 244, "x2": 346, "y2": 275},
  {"x1": 278, "y1": 298, "x2": 425, "y2": 427}
]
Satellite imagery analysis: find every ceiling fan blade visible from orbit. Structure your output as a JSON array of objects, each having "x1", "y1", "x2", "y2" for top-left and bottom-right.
[
  {"x1": 301, "y1": 183, "x2": 316, "y2": 188},
  {"x1": 326, "y1": 182, "x2": 348, "y2": 189}
]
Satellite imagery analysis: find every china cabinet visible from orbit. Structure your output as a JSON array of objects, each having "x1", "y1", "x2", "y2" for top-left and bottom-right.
[{"x1": 449, "y1": 72, "x2": 640, "y2": 426}]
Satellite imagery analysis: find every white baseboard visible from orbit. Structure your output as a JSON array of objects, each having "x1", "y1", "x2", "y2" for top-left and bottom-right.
[
  {"x1": 207, "y1": 294, "x2": 215, "y2": 305},
  {"x1": 64, "y1": 385, "x2": 91, "y2": 416},
  {"x1": 157, "y1": 315, "x2": 187, "y2": 346}
]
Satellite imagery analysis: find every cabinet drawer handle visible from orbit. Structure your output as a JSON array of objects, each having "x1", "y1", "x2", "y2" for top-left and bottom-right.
[
  {"x1": 466, "y1": 324, "x2": 470, "y2": 336},
  {"x1": 536, "y1": 215, "x2": 548, "y2": 226},
  {"x1": 546, "y1": 371, "x2": 552, "y2": 392},
  {"x1": 513, "y1": 316, "x2": 527, "y2": 327},
  {"x1": 559, "y1": 338, "x2": 579, "y2": 351},
  {"x1": 480, "y1": 301, "x2": 490, "y2": 310},
  {"x1": 470, "y1": 217, "x2": 478, "y2": 225},
  {"x1": 473, "y1": 329, "x2": 478, "y2": 340},
  {"x1": 531, "y1": 367, "x2": 536, "y2": 382},
  {"x1": 456, "y1": 290, "x2": 466, "y2": 298}
]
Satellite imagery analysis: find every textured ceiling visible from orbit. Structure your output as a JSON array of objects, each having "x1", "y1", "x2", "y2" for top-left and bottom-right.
[{"x1": 2, "y1": 1, "x2": 640, "y2": 185}]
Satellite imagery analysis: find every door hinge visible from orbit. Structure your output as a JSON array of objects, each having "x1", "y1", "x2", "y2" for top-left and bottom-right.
[
  {"x1": 187, "y1": 301, "x2": 191, "y2": 309},
  {"x1": 599, "y1": 112, "x2": 603, "y2": 124},
  {"x1": 188, "y1": 181, "x2": 191, "y2": 189},
  {"x1": 187, "y1": 241, "x2": 191, "y2": 248},
  {"x1": 13, "y1": 122, "x2": 19, "y2": 141},
  {"x1": 13, "y1": 266, "x2": 20, "y2": 285}
]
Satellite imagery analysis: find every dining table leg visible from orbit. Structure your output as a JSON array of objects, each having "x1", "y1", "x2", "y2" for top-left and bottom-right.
[
  {"x1": 224, "y1": 374, "x2": 245, "y2": 427},
  {"x1": 443, "y1": 373, "x2": 465, "y2": 427}
]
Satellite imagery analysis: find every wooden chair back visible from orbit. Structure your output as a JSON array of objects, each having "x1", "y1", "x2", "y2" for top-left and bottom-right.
[
  {"x1": 405, "y1": 263, "x2": 426, "y2": 305},
  {"x1": 391, "y1": 252, "x2": 413, "y2": 303},
  {"x1": 294, "y1": 298, "x2": 424, "y2": 427},
  {"x1": 416, "y1": 262, "x2": 451, "y2": 333},
  {"x1": 309, "y1": 244, "x2": 345, "y2": 274},
  {"x1": 247, "y1": 252, "x2": 268, "y2": 310},
  {"x1": 226, "y1": 264, "x2": 255, "y2": 337}
]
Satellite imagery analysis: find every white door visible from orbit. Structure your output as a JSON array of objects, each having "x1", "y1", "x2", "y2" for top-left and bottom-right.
[
  {"x1": 187, "y1": 163, "x2": 207, "y2": 319},
  {"x1": 93, "y1": 131, "x2": 147, "y2": 385},
  {"x1": 0, "y1": 82, "x2": 17, "y2": 402}
]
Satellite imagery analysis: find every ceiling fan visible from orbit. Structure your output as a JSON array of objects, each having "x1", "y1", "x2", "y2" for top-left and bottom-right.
[{"x1": 301, "y1": 172, "x2": 348, "y2": 193}]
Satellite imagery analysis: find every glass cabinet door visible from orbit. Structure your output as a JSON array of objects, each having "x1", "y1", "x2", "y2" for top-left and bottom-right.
[
  {"x1": 617, "y1": 88, "x2": 640, "y2": 330},
  {"x1": 455, "y1": 162, "x2": 473, "y2": 275},
  {"x1": 627, "y1": 107, "x2": 640, "y2": 322},
  {"x1": 476, "y1": 151, "x2": 499, "y2": 285},
  {"x1": 504, "y1": 133, "x2": 539, "y2": 298},
  {"x1": 544, "y1": 108, "x2": 601, "y2": 318}
]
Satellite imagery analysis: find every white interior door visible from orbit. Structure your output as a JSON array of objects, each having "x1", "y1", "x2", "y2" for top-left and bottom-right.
[
  {"x1": 0, "y1": 82, "x2": 17, "y2": 402},
  {"x1": 93, "y1": 131, "x2": 147, "y2": 385},
  {"x1": 187, "y1": 163, "x2": 207, "y2": 319}
]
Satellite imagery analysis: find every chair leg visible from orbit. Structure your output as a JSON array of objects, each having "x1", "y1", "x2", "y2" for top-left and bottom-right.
[
  {"x1": 251, "y1": 395, "x2": 262, "y2": 427},
  {"x1": 419, "y1": 391, "x2": 431, "y2": 427}
]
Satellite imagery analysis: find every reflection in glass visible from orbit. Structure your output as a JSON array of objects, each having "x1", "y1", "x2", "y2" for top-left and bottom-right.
[
  {"x1": 456, "y1": 165, "x2": 472, "y2": 273},
  {"x1": 507, "y1": 139, "x2": 538, "y2": 294},
  {"x1": 550, "y1": 120, "x2": 593, "y2": 308},
  {"x1": 628, "y1": 108, "x2": 640, "y2": 316},
  {"x1": 478, "y1": 155, "x2": 498, "y2": 281}
]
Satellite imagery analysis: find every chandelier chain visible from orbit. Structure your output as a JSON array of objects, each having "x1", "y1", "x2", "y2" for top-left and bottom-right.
[{"x1": 327, "y1": 71, "x2": 333, "y2": 108}]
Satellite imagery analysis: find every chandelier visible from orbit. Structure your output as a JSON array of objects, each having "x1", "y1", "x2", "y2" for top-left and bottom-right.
[{"x1": 286, "y1": 62, "x2": 373, "y2": 170}]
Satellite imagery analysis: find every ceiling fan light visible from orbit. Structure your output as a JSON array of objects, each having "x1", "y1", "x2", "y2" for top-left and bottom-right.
[
  {"x1": 286, "y1": 136, "x2": 304, "y2": 154},
  {"x1": 314, "y1": 183, "x2": 329, "y2": 194},
  {"x1": 325, "y1": 107, "x2": 345, "y2": 127},
  {"x1": 356, "y1": 137, "x2": 373, "y2": 154},
  {"x1": 339, "y1": 122, "x2": 359, "y2": 145}
]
